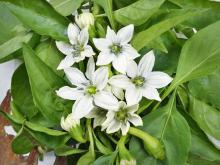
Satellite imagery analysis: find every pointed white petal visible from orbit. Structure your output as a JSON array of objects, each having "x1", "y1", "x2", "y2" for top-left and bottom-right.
[
  {"x1": 92, "y1": 67, "x2": 109, "y2": 90},
  {"x1": 67, "y1": 23, "x2": 80, "y2": 45},
  {"x1": 109, "y1": 75, "x2": 133, "y2": 89},
  {"x1": 93, "y1": 38, "x2": 111, "y2": 51},
  {"x1": 117, "y1": 24, "x2": 134, "y2": 44},
  {"x1": 142, "y1": 87, "x2": 161, "y2": 101},
  {"x1": 57, "y1": 55, "x2": 75, "y2": 70},
  {"x1": 78, "y1": 28, "x2": 89, "y2": 45},
  {"x1": 73, "y1": 55, "x2": 85, "y2": 63},
  {"x1": 56, "y1": 86, "x2": 84, "y2": 100},
  {"x1": 94, "y1": 91, "x2": 119, "y2": 110},
  {"x1": 106, "y1": 120, "x2": 121, "y2": 134},
  {"x1": 121, "y1": 122, "x2": 130, "y2": 135},
  {"x1": 112, "y1": 55, "x2": 127, "y2": 74},
  {"x1": 126, "y1": 60, "x2": 138, "y2": 78},
  {"x1": 102, "y1": 111, "x2": 115, "y2": 130},
  {"x1": 64, "y1": 67, "x2": 89, "y2": 87},
  {"x1": 146, "y1": 72, "x2": 173, "y2": 88},
  {"x1": 56, "y1": 41, "x2": 73, "y2": 56},
  {"x1": 122, "y1": 44, "x2": 140, "y2": 60},
  {"x1": 81, "y1": 45, "x2": 95, "y2": 57},
  {"x1": 112, "y1": 86, "x2": 124, "y2": 100},
  {"x1": 138, "y1": 51, "x2": 155, "y2": 77},
  {"x1": 85, "y1": 57, "x2": 95, "y2": 80},
  {"x1": 127, "y1": 104, "x2": 139, "y2": 113},
  {"x1": 106, "y1": 26, "x2": 117, "y2": 43},
  {"x1": 129, "y1": 114, "x2": 143, "y2": 126},
  {"x1": 72, "y1": 95, "x2": 94, "y2": 119},
  {"x1": 125, "y1": 87, "x2": 143, "y2": 106},
  {"x1": 96, "y1": 51, "x2": 114, "y2": 66}
]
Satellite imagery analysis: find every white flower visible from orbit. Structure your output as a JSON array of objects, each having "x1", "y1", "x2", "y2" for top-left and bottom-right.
[
  {"x1": 56, "y1": 57, "x2": 119, "y2": 119},
  {"x1": 105, "y1": 85, "x2": 124, "y2": 100},
  {"x1": 93, "y1": 24, "x2": 140, "y2": 74},
  {"x1": 61, "y1": 113, "x2": 80, "y2": 131},
  {"x1": 102, "y1": 101, "x2": 143, "y2": 135},
  {"x1": 56, "y1": 23, "x2": 95, "y2": 70},
  {"x1": 75, "y1": 12, "x2": 94, "y2": 29},
  {"x1": 86, "y1": 107, "x2": 107, "y2": 128},
  {"x1": 109, "y1": 51, "x2": 173, "y2": 106}
]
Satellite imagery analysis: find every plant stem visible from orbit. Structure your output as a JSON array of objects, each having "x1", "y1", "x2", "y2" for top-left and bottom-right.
[{"x1": 86, "y1": 119, "x2": 95, "y2": 157}]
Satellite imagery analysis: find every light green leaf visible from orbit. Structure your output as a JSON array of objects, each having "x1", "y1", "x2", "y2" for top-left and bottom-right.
[
  {"x1": 77, "y1": 148, "x2": 95, "y2": 165},
  {"x1": 187, "y1": 155, "x2": 220, "y2": 165},
  {"x1": 49, "y1": 0, "x2": 83, "y2": 16},
  {"x1": 93, "y1": 151, "x2": 118, "y2": 165},
  {"x1": 22, "y1": 44, "x2": 71, "y2": 125},
  {"x1": 0, "y1": 0, "x2": 69, "y2": 41},
  {"x1": 132, "y1": 9, "x2": 200, "y2": 51},
  {"x1": 55, "y1": 146, "x2": 86, "y2": 156},
  {"x1": 189, "y1": 96, "x2": 220, "y2": 140},
  {"x1": 130, "y1": 92, "x2": 191, "y2": 165},
  {"x1": 114, "y1": 0, "x2": 165, "y2": 26}
]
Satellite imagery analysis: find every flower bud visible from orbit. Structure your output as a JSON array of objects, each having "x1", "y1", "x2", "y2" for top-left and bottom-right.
[
  {"x1": 75, "y1": 12, "x2": 95, "y2": 29},
  {"x1": 61, "y1": 114, "x2": 86, "y2": 143}
]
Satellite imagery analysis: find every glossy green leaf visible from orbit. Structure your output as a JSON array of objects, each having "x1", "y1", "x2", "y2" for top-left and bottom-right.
[
  {"x1": 132, "y1": 9, "x2": 200, "y2": 51},
  {"x1": 114, "y1": 0, "x2": 165, "y2": 26},
  {"x1": 130, "y1": 92, "x2": 191, "y2": 165},
  {"x1": 188, "y1": 69, "x2": 220, "y2": 110},
  {"x1": 187, "y1": 155, "x2": 220, "y2": 165},
  {"x1": 189, "y1": 96, "x2": 220, "y2": 140},
  {"x1": 49, "y1": 0, "x2": 83, "y2": 16},
  {"x1": 22, "y1": 44, "x2": 71, "y2": 125},
  {"x1": 55, "y1": 146, "x2": 86, "y2": 156},
  {"x1": 93, "y1": 152, "x2": 118, "y2": 165},
  {"x1": 0, "y1": 0, "x2": 69, "y2": 41},
  {"x1": 11, "y1": 64, "x2": 39, "y2": 119},
  {"x1": 35, "y1": 41, "x2": 63, "y2": 76},
  {"x1": 171, "y1": 20, "x2": 220, "y2": 87},
  {"x1": 77, "y1": 148, "x2": 95, "y2": 165}
]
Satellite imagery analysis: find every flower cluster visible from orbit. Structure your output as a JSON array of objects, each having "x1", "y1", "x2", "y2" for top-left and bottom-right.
[{"x1": 56, "y1": 18, "x2": 172, "y2": 135}]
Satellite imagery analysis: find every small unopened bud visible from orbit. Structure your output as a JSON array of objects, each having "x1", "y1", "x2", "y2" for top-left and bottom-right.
[
  {"x1": 61, "y1": 114, "x2": 86, "y2": 143},
  {"x1": 75, "y1": 12, "x2": 94, "y2": 29}
]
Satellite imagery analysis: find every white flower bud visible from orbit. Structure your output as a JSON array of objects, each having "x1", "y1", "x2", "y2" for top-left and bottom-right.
[
  {"x1": 120, "y1": 159, "x2": 136, "y2": 165},
  {"x1": 75, "y1": 12, "x2": 94, "y2": 29},
  {"x1": 60, "y1": 113, "x2": 80, "y2": 131}
]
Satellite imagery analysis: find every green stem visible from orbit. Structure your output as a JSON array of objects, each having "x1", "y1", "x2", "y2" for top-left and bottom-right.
[{"x1": 86, "y1": 119, "x2": 95, "y2": 157}]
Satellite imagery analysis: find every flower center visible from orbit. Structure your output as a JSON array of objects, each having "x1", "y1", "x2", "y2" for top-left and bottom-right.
[
  {"x1": 115, "y1": 108, "x2": 128, "y2": 122},
  {"x1": 72, "y1": 44, "x2": 84, "y2": 57},
  {"x1": 86, "y1": 85, "x2": 97, "y2": 95},
  {"x1": 132, "y1": 76, "x2": 145, "y2": 87},
  {"x1": 110, "y1": 44, "x2": 122, "y2": 55}
]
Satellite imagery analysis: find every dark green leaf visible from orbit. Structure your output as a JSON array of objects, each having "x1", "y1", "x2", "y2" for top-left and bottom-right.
[
  {"x1": 93, "y1": 151, "x2": 118, "y2": 165},
  {"x1": 55, "y1": 146, "x2": 86, "y2": 156}
]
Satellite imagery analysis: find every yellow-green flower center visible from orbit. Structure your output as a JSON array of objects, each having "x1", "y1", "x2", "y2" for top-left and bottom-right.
[
  {"x1": 115, "y1": 108, "x2": 128, "y2": 122},
  {"x1": 132, "y1": 76, "x2": 145, "y2": 87},
  {"x1": 86, "y1": 86, "x2": 97, "y2": 95},
  {"x1": 110, "y1": 44, "x2": 122, "y2": 55},
  {"x1": 72, "y1": 44, "x2": 84, "y2": 56}
]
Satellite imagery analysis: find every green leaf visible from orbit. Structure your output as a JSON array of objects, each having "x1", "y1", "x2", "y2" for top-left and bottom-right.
[
  {"x1": 22, "y1": 44, "x2": 71, "y2": 125},
  {"x1": 114, "y1": 0, "x2": 165, "y2": 26},
  {"x1": 55, "y1": 146, "x2": 86, "y2": 156},
  {"x1": 94, "y1": 0, "x2": 116, "y2": 30},
  {"x1": 188, "y1": 69, "x2": 220, "y2": 110},
  {"x1": 130, "y1": 92, "x2": 191, "y2": 165},
  {"x1": 77, "y1": 149, "x2": 95, "y2": 165},
  {"x1": 93, "y1": 151, "x2": 118, "y2": 165},
  {"x1": 35, "y1": 40, "x2": 63, "y2": 76},
  {"x1": 49, "y1": 0, "x2": 83, "y2": 16},
  {"x1": 0, "y1": 0, "x2": 69, "y2": 41},
  {"x1": 132, "y1": 9, "x2": 200, "y2": 51},
  {"x1": 11, "y1": 64, "x2": 39, "y2": 119},
  {"x1": 171, "y1": 20, "x2": 220, "y2": 87},
  {"x1": 189, "y1": 96, "x2": 220, "y2": 140},
  {"x1": 187, "y1": 155, "x2": 220, "y2": 165}
]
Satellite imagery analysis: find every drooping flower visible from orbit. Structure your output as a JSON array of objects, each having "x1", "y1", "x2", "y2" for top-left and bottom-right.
[
  {"x1": 56, "y1": 57, "x2": 119, "y2": 119},
  {"x1": 102, "y1": 101, "x2": 142, "y2": 135},
  {"x1": 56, "y1": 23, "x2": 95, "y2": 70},
  {"x1": 93, "y1": 24, "x2": 140, "y2": 74},
  {"x1": 75, "y1": 12, "x2": 94, "y2": 29},
  {"x1": 86, "y1": 107, "x2": 107, "y2": 128},
  {"x1": 109, "y1": 51, "x2": 173, "y2": 106}
]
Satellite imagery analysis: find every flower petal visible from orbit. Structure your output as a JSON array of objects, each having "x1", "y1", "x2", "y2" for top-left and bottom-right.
[
  {"x1": 106, "y1": 120, "x2": 121, "y2": 134},
  {"x1": 125, "y1": 87, "x2": 143, "y2": 106},
  {"x1": 96, "y1": 51, "x2": 114, "y2": 66},
  {"x1": 85, "y1": 57, "x2": 95, "y2": 80},
  {"x1": 92, "y1": 67, "x2": 109, "y2": 90},
  {"x1": 64, "y1": 67, "x2": 89, "y2": 87},
  {"x1": 56, "y1": 86, "x2": 84, "y2": 100},
  {"x1": 121, "y1": 122, "x2": 130, "y2": 135},
  {"x1": 112, "y1": 86, "x2": 124, "y2": 100},
  {"x1": 93, "y1": 38, "x2": 111, "y2": 51},
  {"x1": 67, "y1": 23, "x2": 80, "y2": 45},
  {"x1": 146, "y1": 72, "x2": 173, "y2": 88},
  {"x1": 81, "y1": 45, "x2": 95, "y2": 57},
  {"x1": 126, "y1": 60, "x2": 138, "y2": 78},
  {"x1": 56, "y1": 41, "x2": 73, "y2": 56},
  {"x1": 142, "y1": 87, "x2": 161, "y2": 101},
  {"x1": 106, "y1": 26, "x2": 117, "y2": 43},
  {"x1": 112, "y1": 55, "x2": 127, "y2": 74},
  {"x1": 138, "y1": 50, "x2": 155, "y2": 77},
  {"x1": 78, "y1": 28, "x2": 89, "y2": 45},
  {"x1": 57, "y1": 55, "x2": 75, "y2": 70},
  {"x1": 127, "y1": 104, "x2": 139, "y2": 113},
  {"x1": 102, "y1": 111, "x2": 115, "y2": 130},
  {"x1": 129, "y1": 114, "x2": 143, "y2": 126},
  {"x1": 72, "y1": 95, "x2": 94, "y2": 119},
  {"x1": 122, "y1": 44, "x2": 140, "y2": 60},
  {"x1": 117, "y1": 24, "x2": 134, "y2": 44},
  {"x1": 94, "y1": 91, "x2": 119, "y2": 110},
  {"x1": 109, "y1": 75, "x2": 133, "y2": 89}
]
